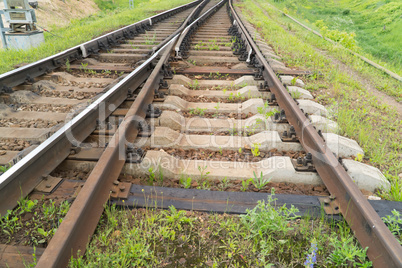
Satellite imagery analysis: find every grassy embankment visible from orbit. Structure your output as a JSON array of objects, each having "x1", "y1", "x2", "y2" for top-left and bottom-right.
[
  {"x1": 260, "y1": 0, "x2": 402, "y2": 78},
  {"x1": 0, "y1": 0, "x2": 194, "y2": 74},
  {"x1": 241, "y1": 0, "x2": 402, "y2": 201}
]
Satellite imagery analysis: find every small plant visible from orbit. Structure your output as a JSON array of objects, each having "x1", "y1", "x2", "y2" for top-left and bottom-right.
[
  {"x1": 291, "y1": 90, "x2": 302, "y2": 99},
  {"x1": 238, "y1": 147, "x2": 242, "y2": 154},
  {"x1": 218, "y1": 146, "x2": 223, "y2": 155},
  {"x1": 241, "y1": 178, "x2": 252, "y2": 192},
  {"x1": 0, "y1": 163, "x2": 11, "y2": 173},
  {"x1": 37, "y1": 228, "x2": 55, "y2": 244},
  {"x1": 251, "y1": 143, "x2": 261, "y2": 157},
  {"x1": 382, "y1": 209, "x2": 402, "y2": 244},
  {"x1": 257, "y1": 101, "x2": 279, "y2": 121},
  {"x1": 354, "y1": 153, "x2": 364, "y2": 162},
  {"x1": 241, "y1": 191, "x2": 299, "y2": 237},
  {"x1": 213, "y1": 102, "x2": 220, "y2": 117},
  {"x1": 251, "y1": 171, "x2": 270, "y2": 190},
  {"x1": 144, "y1": 31, "x2": 157, "y2": 45},
  {"x1": 327, "y1": 233, "x2": 371, "y2": 266},
  {"x1": 148, "y1": 167, "x2": 155, "y2": 185},
  {"x1": 17, "y1": 198, "x2": 38, "y2": 214},
  {"x1": 290, "y1": 76, "x2": 298, "y2": 86},
  {"x1": 198, "y1": 165, "x2": 210, "y2": 181},
  {"x1": 228, "y1": 125, "x2": 237, "y2": 136},
  {"x1": 189, "y1": 107, "x2": 206, "y2": 116},
  {"x1": 180, "y1": 175, "x2": 192, "y2": 189},
  {"x1": 188, "y1": 79, "x2": 200, "y2": 90},
  {"x1": 218, "y1": 177, "x2": 229, "y2": 191},
  {"x1": 80, "y1": 62, "x2": 88, "y2": 70},
  {"x1": 65, "y1": 59, "x2": 70, "y2": 72}
]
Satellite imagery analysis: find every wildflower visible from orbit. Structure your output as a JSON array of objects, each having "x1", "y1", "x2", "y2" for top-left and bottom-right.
[{"x1": 304, "y1": 243, "x2": 318, "y2": 268}]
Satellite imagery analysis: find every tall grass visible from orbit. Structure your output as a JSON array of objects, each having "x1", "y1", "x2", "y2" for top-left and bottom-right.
[{"x1": 261, "y1": 0, "x2": 402, "y2": 76}]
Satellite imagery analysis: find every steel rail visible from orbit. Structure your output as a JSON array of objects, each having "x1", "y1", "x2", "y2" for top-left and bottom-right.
[
  {"x1": 228, "y1": 0, "x2": 402, "y2": 267},
  {"x1": 175, "y1": 0, "x2": 226, "y2": 58},
  {"x1": 151, "y1": 0, "x2": 210, "y2": 54},
  {"x1": 0, "y1": 0, "x2": 202, "y2": 92},
  {"x1": 0, "y1": 1, "x2": 203, "y2": 216},
  {"x1": 36, "y1": 34, "x2": 179, "y2": 268}
]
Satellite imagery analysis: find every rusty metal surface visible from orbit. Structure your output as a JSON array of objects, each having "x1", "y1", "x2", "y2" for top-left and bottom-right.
[
  {"x1": 33, "y1": 176, "x2": 63, "y2": 193},
  {"x1": 228, "y1": 1, "x2": 402, "y2": 267},
  {"x1": 36, "y1": 36, "x2": 178, "y2": 268}
]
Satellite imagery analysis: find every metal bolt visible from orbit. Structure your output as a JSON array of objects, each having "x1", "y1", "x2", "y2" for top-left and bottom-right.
[
  {"x1": 113, "y1": 180, "x2": 119, "y2": 185},
  {"x1": 46, "y1": 184, "x2": 52, "y2": 188},
  {"x1": 119, "y1": 185, "x2": 126, "y2": 192}
]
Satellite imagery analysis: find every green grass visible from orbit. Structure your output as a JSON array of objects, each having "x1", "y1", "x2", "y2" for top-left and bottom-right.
[
  {"x1": 262, "y1": 0, "x2": 402, "y2": 77},
  {"x1": 0, "y1": 0, "x2": 193, "y2": 74},
  {"x1": 68, "y1": 194, "x2": 384, "y2": 267},
  {"x1": 238, "y1": 0, "x2": 402, "y2": 200}
]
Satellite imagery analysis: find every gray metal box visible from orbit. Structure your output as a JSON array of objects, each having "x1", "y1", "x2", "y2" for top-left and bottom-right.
[{"x1": 5, "y1": 30, "x2": 44, "y2": 50}]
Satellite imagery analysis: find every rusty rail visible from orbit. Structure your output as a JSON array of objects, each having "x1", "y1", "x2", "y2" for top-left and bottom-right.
[{"x1": 227, "y1": 0, "x2": 402, "y2": 267}]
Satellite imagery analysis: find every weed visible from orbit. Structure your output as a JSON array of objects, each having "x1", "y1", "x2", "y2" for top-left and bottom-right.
[
  {"x1": 218, "y1": 177, "x2": 230, "y2": 191},
  {"x1": 65, "y1": 59, "x2": 71, "y2": 72},
  {"x1": 187, "y1": 79, "x2": 200, "y2": 90},
  {"x1": 241, "y1": 191, "x2": 299, "y2": 237},
  {"x1": 257, "y1": 101, "x2": 279, "y2": 120},
  {"x1": 290, "y1": 76, "x2": 298, "y2": 86},
  {"x1": 251, "y1": 171, "x2": 270, "y2": 189},
  {"x1": 213, "y1": 102, "x2": 220, "y2": 117},
  {"x1": 198, "y1": 165, "x2": 210, "y2": 181},
  {"x1": 327, "y1": 228, "x2": 372, "y2": 266},
  {"x1": 189, "y1": 107, "x2": 206, "y2": 116},
  {"x1": 148, "y1": 167, "x2": 155, "y2": 185},
  {"x1": 241, "y1": 178, "x2": 252, "y2": 191},
  {"x1": 354, "y1": 153, "x2": 364, "y2": 162},
  {"x1": 251, "y1": 143, "x2": 261, "y2": 157},
  {"x1": 180, "y1": 176, "x2": 192, "y2": 189},
  {"x1": 0, "y1": 163, "x2": 11, "y2": 173},
  {"x1": 144, "y1": 31, "x2": 157, "y2": 45},
  {"x1": 382, "y1": 209, "x2": 402, "y2": 244}
]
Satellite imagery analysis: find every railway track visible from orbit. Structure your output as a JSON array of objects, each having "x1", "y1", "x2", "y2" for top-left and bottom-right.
[{"x1": 0, "y1": 0, "x2": 401, "y2": 267}]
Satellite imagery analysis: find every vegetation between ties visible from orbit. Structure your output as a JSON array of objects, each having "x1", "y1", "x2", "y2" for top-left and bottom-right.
[{"x1": 66, "y1": 192, "x2": 402, "y2": 267}]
